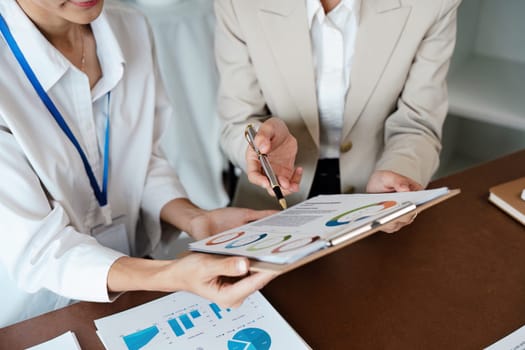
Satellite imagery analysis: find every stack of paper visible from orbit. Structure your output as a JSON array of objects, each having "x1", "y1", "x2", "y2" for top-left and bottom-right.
[
  {"x1": 26, "y1": 331, "x2": 81, "y2": 350},
  {"x1": 95, "y1": 291, "x2": 310, "y2": 350}
]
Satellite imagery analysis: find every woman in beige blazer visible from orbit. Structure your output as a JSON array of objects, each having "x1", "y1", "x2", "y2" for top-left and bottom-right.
[{"x1": 216, "y1": 0, "x2": 461, "y2": 211}]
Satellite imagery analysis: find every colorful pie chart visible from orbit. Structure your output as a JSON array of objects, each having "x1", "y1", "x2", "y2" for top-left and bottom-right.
[{"x1": 227, "y1": 328, "x2": 271, "y2": 350}]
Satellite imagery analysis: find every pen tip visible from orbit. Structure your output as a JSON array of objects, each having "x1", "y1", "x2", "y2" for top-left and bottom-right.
[{"x1": 279, "y1": 198, "x2": 287, "y2": 210}]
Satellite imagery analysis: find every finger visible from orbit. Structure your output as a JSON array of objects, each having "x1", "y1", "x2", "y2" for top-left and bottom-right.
[
  {"x1": 246, "y1": 159, "x2": 270, "y2": 189},
  {"x1": 209, "y1": 257, "x2": 249, "y2": 278},
  {"x1": 289, "y1": 167, "x2": 303, "y2": 192},
  {"x1": 409, "y1": 182, "x2": 424, "y2": 191},
  {"x1": 255, "y1": 121, "x2": 278, "y2": 154},
  {"x1": 382, "y1": 212, "x2": 417, "y2": 233},
  {"x1": 394, "y1": 183, "x2": 411, "y2": 192},
  {"x1": 247, "y1": 170, "x2": 271, "y2": 190},
  {"x1": 381, "y1": 221, "x2": 400, "y2": 233},
  {"x1": 218, "y1": 271, "x2": 277, "y2": 308},
  {"x1": 242, "y1": 209, "x2": 278, "y2": 222},
  {"x1": 392, "y1": 177, "x2": 422, "y2": 192},
  {"x1": 277, "y1": 166, "x2": 302, "y2": 192}
]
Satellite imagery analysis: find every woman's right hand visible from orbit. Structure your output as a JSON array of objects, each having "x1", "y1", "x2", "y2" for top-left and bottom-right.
[
  {"x1": 108, "y1": 254, "x2": 276, "y2": 308},
  {"x1": 170, "y1": 253, "x2": 276, "y2": 307},
  {"x1": 245, "y1": 117, "x2": 303, "y2": 196}
]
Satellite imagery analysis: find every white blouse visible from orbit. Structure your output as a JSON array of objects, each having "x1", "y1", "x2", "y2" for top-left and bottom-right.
[
  {"x1": 0, "y1": 0, "x2": 186, "y2": 326},
  {"x1": 306, "y1": 0, "x2": 360, "y2": 159}
]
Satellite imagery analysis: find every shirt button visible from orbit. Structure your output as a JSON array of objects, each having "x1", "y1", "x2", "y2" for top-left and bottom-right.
[{"x1": 340, "y1": 141, "x2": 353, "y2": 153}]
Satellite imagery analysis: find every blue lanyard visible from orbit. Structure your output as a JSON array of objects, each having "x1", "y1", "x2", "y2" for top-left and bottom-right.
[{"x1": 0, "y1": 14, "x2": 110, "y2": 209}]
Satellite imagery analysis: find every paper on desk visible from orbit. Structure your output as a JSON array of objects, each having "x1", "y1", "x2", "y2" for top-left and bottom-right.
[
  {"x1": 25, "y1": 331, "x2": 81, "y2": 350},
  {"x1": 94, "y1": 291, "x2": 311, "y2": 350},
  {"x1": 189, "y1": 187, "x2": 450, "y2": 263},
  {"x1": 485, "y1": 325, "x2": 525, "y2": 350}
]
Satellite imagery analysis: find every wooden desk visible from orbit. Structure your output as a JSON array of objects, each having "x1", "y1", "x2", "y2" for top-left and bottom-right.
[{"x1": 2, "y1": 150, "x2": 525, "y2": 350}]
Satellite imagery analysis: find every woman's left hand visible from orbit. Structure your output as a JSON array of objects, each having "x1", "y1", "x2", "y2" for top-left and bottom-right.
[
  {"x1": 366, "y1": 170, "x2": 422, "y2": 233},
  {"x1": 189, "y1": 207, "x2": 277, "y2": 240}
]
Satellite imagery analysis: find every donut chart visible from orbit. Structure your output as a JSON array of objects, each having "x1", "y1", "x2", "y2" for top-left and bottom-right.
[
  {"x1": 271, "y1": 236, "x2": 320, "y2": 254},
  {"x1": 225, "y1": 233, "x2": 268, "y2": 249},
  {"x1": 205, "y1": 231, "x2": 244, "y2": 246},
  {"x1": 247, "y1": 235, "x2": 292, "y2": 251},
  {"x1": 325, "y1": 201, "x2": 398, "y2": 227}
]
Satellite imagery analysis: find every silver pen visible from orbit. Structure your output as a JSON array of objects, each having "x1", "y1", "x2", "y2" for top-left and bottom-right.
[{"x1": 245, "y1": 124, "x2": 288, "y2": 209}]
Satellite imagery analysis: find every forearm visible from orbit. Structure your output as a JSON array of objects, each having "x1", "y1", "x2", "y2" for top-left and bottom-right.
[
  {"x1": 107, "y1": 256, "x2": 179, "y2": 293},
  {"x1": 378, "y1": 0, "x2": 460, "y2": 185},
  {"x1": 159, "y1": 197, "x2": 205, "y2": 235}
]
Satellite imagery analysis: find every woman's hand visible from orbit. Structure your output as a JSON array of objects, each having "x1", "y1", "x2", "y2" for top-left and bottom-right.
[
  {"x1": 366, "y1": 170, "x2": 423, "y2": 193},
  {"x1": 108, "y1": 254, "x2": 276, "y2": 308},
  {"x1": 366, "y1": 170, "x2": 422, "y2": 233},
  {"x1": 246, "y1": 118, "x2": 303, "y2": 196},
  {"x1": 188, "y1": 207, "x2": 276, "y2": 241},
  {"x1": 160, "y1": 199, "x2": 275, "y2": 240},
  {"x1": 168, "y1": 253, "x2": 276, "y2": 308}
]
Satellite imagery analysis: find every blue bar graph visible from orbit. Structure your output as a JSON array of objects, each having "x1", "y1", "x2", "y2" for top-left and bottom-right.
[
  {"x1": 210, "y1": 303, "x2": 223, "y2": 319},
  {"x1": 123, "y1": 325, "x2": 159, "y2": 350},
  {"x1": 179, "y1": 314, "x2": 194, "y2": 329},
  {"x1": 168, "y1": 318, "x2": 185, "y2": 337},
  {"x1": 190, "y1": 310, "x2": 201, "y2": 318},
  {"x1": 209, "y1": 303, "x2": 231, "y2": 320}
]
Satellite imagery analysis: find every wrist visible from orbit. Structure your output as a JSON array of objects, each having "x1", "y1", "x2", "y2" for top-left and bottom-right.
[
  {"x1": 160, "y1": 198, "x2": 206, "y2": 234},
  {"x1": 107, "y1": 256, "x2": 180, "y2": 293}
]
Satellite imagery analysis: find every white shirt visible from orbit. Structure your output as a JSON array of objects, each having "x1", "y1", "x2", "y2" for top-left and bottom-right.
[
  {"x1": 0, "y1": 0, "x2": 186, "y2": 326},
  {"x1": 306, "y1": 0, "x2": 360, "y2": 158}
]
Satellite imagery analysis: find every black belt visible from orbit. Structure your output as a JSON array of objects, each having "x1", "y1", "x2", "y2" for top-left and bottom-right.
[{"x1": 308, "y1": 158, "x2": 341, "y2": 197}]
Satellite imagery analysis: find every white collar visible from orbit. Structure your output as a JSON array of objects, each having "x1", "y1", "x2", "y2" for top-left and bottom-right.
[
  {"x1": 0, "y1": 0, "x2": 125, "y2": 98},
  {"x1": 306, "y1": 0, "x2": 361, "y2": 29}
]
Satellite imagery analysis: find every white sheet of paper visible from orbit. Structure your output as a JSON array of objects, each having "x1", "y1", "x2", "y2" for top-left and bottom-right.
[
  {"x1": 485, "y1": 325, "x2": 525, "y2": 350},
  {"x1": 189, "y1": 187, "x2": 449, "y2": 263},
  {"x1": 94, "y1": 291, "x2": 310, "y2": 350},
  {"x1": 26, "y1": 331, "x2": 81, "y2": 350}
]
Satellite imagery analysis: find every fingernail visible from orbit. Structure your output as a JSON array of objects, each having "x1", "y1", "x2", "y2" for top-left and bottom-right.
[{"x1": 237, "y1": 260, "x2": 248, "y2": 274}]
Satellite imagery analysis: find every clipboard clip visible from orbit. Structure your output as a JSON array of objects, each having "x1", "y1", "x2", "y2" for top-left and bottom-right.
[{"x1": 327, "y1": 201, "x2": 417, "y2": 247}]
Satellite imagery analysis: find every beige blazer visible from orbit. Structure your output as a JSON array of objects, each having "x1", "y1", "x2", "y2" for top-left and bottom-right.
[{"x1": 216, "y1": 0, "x2": 461, "y2": 209}]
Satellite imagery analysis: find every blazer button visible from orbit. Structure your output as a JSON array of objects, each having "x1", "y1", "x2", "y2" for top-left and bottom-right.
[{"x1": 340, "y1": 141, "x2": 353, "y2": 153}]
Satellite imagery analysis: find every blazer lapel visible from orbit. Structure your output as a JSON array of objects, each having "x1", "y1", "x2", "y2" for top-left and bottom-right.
[
  {"x1": 342, "y1": 0, "x2": 411, "y2": 140},
  {"x1": 259, "y1": 0, "x2": 320, "y2": 147}
]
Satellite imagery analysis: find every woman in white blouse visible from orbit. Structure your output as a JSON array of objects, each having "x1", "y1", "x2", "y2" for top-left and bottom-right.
[{"x1": 0, "y1": 0, "x2": 275, "y2": 327}]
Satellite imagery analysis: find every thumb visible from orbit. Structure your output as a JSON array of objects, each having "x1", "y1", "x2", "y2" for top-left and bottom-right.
[
  {"x1": 395, "y1": 183, "x2": 411, "y2": 192},
  {"x1": 214, "y1": 257, "x2": 249, "y2": 278}
]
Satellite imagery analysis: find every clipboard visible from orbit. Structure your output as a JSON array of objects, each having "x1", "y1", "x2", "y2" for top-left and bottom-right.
[
  {"x1": 250, "y1": 188, "x2": 460, "y2": 274},
  {"x1": 188, "y1": 188, "x2": 461, "y2": 275}
]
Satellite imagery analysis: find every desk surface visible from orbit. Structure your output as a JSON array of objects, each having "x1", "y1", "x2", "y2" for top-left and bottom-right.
[{"x1": 2, "y1": 150, "x2": 525, "y2": 350}]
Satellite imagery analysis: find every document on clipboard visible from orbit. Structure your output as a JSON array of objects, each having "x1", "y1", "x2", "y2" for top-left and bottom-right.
[{"x1": 189, "y1": 187, "x2": 460, "y2": 273}]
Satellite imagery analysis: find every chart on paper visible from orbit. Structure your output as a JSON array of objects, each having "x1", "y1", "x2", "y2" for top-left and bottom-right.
[
  {"x1": 94, "y1": 291, "x2": 310, "y2": 350},
  {"x1": 190, "y1": 188, "x2": 451, "y2": 263}
]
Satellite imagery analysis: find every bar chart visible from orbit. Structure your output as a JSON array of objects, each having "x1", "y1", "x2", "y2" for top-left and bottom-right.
[{"x1": 95, "y1": 291, "x2": 310, "y2": 349}]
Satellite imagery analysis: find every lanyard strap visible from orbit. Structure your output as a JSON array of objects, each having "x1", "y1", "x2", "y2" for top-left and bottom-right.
[{"x1": 0, "y1": 14, "x2": 110, "y2": 208}]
